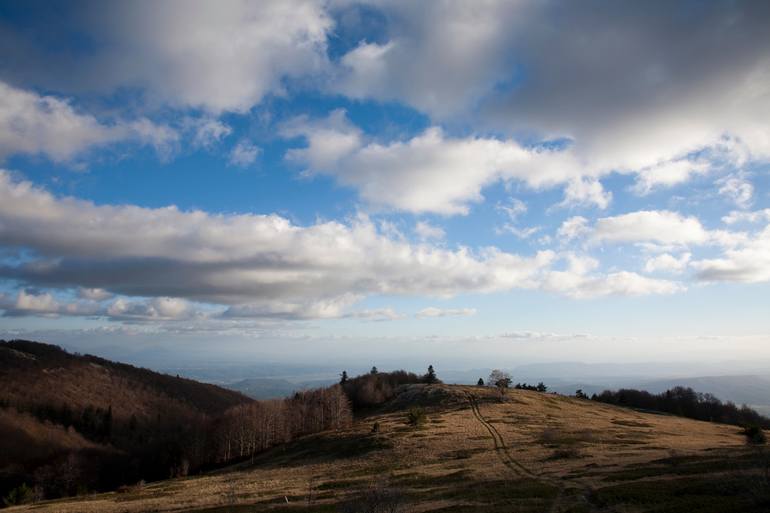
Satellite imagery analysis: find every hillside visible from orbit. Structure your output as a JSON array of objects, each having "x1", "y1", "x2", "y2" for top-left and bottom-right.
[
  {"x1": 0, "y1": 340, "x2": 252, "y2": 501},
  {"x1": 10, "y1": 384, "x2": 769, "y2": 513},
  {"x1": 0, "y1": 340, "x2": 249, "y2": 420}
]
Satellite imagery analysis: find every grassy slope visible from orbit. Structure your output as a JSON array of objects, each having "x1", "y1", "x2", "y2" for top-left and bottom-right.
[{"x1": 8, "y1": 384, "x2": 770, "y2": 513}]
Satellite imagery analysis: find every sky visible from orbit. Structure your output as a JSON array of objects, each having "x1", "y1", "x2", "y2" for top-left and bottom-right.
[{"x1": 1, "y1": 0, "x2": 770, "y2": 371}]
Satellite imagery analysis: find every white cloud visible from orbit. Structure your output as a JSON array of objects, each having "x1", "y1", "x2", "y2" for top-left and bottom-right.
[
  {"x1": 0, "y1": 172, "x2": 683, "y2": 322},
  {"x1": 560, "y1": 178, "x2": 611, "y2": 209},
  {"x1": 1, "y1": 289, "x2": 101, "y2": 317},
  {"x1": 644, "y1": 252, "x2": 692, "y2": 274},
  {"x1": 557, "y1": 216, "x2": 589, "y2": 241},
  {"x1": 592, "y1": 211, "x2": 711, "y2": 246},
  {"x1": 414, "y1": 221, "x2": 445, "y2": 241},
  {"x1": 6, "y1": 1, "x2": 333, "y2": 114},
  {"x1": 284, "y1": 111, "x2": 592, "y2": 215},
  {"x1": 497, "y1": 225, "x2": 540, "y2": 239},
  {"x1": 722, "y1": 209, "x2": 770, "y2": 225},
  {"x1": 77, "y1": 287, "x2": 113, "y2": 301},
  {"x1": 334, "y1": 2, "x2": 770, "y2": 195},
  {"x1": 717, "y1": 175, "x2": 754, "y2": 209},
  {"x1": 229, "y1": 140, "x2": 261, "y2": 167},
  {"x1": 0, "y1": 81, "x2": 177, "y2": 162},
  {"x1": 107, "y1": 297, "x2": 196, "y2": 321},
  {"x1": 633, "y1": 159, "x2": 709, "y2": 195},
  {"x1": 334, "y1": 2, "x2": 520, "y2": 118},
  {"x1": 189, "y1": 117, "x2": 232, "y2": 149},
  {"x1": 497, "y1": 199, "x2": 527, "y2": 221},
  {"x1": 14, "y1": 290, "x2": 59, "y2": 314},
  {"x1": 350, "y1": 307, "x2": 405, "y2": 322},
  {"x1": 543, "y1": 270, "x2": 684, "y2": 299},
  {"x1": 415, "y1": 307, "x2": 477, "y2": 319},
  {"x1": 693, "y1": 224, "x2": 770, "y2": 283}
]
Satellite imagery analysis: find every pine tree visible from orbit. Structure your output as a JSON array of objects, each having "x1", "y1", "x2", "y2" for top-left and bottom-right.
[
  {"x1": 370, "y1": 366, "x2": 378, "y2": 375},
  {"x1": 340, "y1": 370, "x2": 348, "y2": 384},
  {"x1": 477, "y1": 378, "x2": 484, "y2": 386},
  {"x1": 425, "y1": 365, "x2": 437, "y2": 384}
]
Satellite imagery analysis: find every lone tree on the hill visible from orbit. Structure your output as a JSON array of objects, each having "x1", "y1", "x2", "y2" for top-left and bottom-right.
[
  {"x1": 340, "y1": 370, "x2": 348, "y2": 384},
  {"x1": 370, "y1": 366, "x2": 378, "y2": 375},
  {"x1": 477, "y1": 378, "x2": 484, "y2": 386},
  {"x1": 424, "y1": 365, "x2": 438, "y2": 384},
  {"x1": 488, "y1": 369, "x2": 512, "y2": 400}
]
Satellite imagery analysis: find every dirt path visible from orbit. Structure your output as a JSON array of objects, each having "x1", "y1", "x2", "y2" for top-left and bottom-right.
[
  {"x1": 465, "y1": 391, "x2": 566, "y2": 512},
  {"x1": 465, "y1": 392, "x2": 536, "y2": 478}
]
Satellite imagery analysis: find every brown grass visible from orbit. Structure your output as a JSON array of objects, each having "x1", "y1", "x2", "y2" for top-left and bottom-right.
[{"x1": 8, "y1": 384, "x2": 768, "y2": 513}]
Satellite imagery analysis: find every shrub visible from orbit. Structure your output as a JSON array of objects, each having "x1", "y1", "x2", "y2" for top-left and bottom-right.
[
  {"x1": 406, "y1": 407, "x2": 426, "y2": 426},
  {"x1": 3, "y1": 483, "x2": 33, "y2": 506},
  {"x1": 338, "y1": 481, "x2": 409, "y2": 513},
  {"x1": 547, "y1": 448, "x2": 581, "y2": 460},
  {"x1": 744, "y1": 425, "x2": 767, "y2": 445}
]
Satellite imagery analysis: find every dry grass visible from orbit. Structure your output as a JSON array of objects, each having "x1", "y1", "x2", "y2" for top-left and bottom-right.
[{"x1": 8, "y1": 384, "x2": 769, "y2": 513}]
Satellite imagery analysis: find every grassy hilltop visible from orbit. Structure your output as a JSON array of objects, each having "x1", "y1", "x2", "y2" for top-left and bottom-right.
[{"x1": 8, "y1": 382, "x2": 769, "y2": 513}]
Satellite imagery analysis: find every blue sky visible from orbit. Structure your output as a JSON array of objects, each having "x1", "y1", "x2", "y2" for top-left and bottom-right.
[{"x1": 1, "y1": 0, "x2": 769, "y2": 368}]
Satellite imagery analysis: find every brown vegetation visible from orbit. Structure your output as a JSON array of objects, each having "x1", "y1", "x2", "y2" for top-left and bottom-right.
[
  {"x1": 0, "y1": 340, "x2": 355, "y2": 505},
  {"x1": 9, "y1": 384, "x2": 769, "y2": 513}
]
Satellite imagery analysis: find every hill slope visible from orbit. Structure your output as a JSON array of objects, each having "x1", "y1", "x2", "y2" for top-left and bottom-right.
[
  {"x1": 0, "y1": 340, "x2": 249, "y2": 421},
  {"x1": 0, "y1": 340, "x2": 251, "y2": 501},
  {"x1": 11, "y1": 384, "x2": 769, "y2": 513}
]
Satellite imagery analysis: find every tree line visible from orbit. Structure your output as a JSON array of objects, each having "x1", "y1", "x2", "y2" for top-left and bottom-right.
[
  {"x1": 211, "y1": 385, "x2": 352, "y2": 463},
  {"x1": 592, "y1": 386, "x2": 770, "y2": 429},
  {"x1": 1, "y1": 364, "x2": 441, "y2": 506},
  {"x1": 339, "y1": 365, "x2": 440, "y2": 409}
]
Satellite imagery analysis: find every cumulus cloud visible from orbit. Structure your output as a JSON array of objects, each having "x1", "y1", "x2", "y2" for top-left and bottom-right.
[
  {"x1": 560, "y1": 178, "x2": 612, "y2": 209},
  {"x1": 633, "y1": 159, "x2": 710, "y2": 195},
  {"x1": 349, "y1": 307, "x2": 405, "y2": 322},
  {"x1": 693, "y1": 224, "x2": 770, "y2": 283},
  {"x1": 77, "y1": 287, "x2": 113, "y2": 301},
  {"x1": 583, "y1": 210, "x2": 750, "y2": 250},
  {"x1": 188, "y1": 117, "x2": 232, "y2": 149},
  {"x1": 557, "y1": 216, "x2": 590, "y2": 241},
  {"x1": 0, "y1": 81, "x2": 178, "y2": 162},
  {"x1": 415, "y1": 307, "x2": 477, "y2": 319},
  {"x1": 717, "y1": 175, "x2": 754, "y2": 209},
  {"x1": 2, "y1": 1, "x2": 332, "y2": 114},
  {"x1": 0, "y1": 171, "x2": 549, "y2": 317},
  {"x1": 722, "y1": 209, "x2": 770, "y2": 225},
  {"x1": 1, "y1": 289, "x2": 101, "y2": 317},
  {"x1": 0, "y1": 172, "x2": 682, "y2": 321},
  {"x1": 543, "y1": 270, "x2": 684, "y2": 299},
  {"x1": 229, "y1": 140, "x2": 261, "y2": 167},
  {"x1": 592, "y1": 211, "x2": 711, "y2": 246},
  {"x1": 497, "y1": 199, "x2": 527, "y2": 221},
  {"x1": 284, "y1": 110, "x2": 595, "y2": 215},
  {"x1": 106, "y1": 297, "x2": 197, "y2": 321},
  {"x1": 334, "y1": 2, "x2": 521, "y2": 117},
  {"x1": 414, "y1": 221, "x2": 445, "y2": 241},
  {"x1": 644, "y1": 252, "x2": 692, "y2": 274},
  {"x1": 334, "y1": 1, "x2": 770, "y2": 194}
]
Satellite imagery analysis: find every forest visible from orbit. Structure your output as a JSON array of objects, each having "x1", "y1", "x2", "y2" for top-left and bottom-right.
[
  {"x1": 0, "y1": 340, "x2": 436, "y2": 506},
  {"x1": 593, "y1": 386, "x2": 770, "y2": 429}
]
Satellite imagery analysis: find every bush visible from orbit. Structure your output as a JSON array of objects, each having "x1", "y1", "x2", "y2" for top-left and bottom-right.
[
  {"x1": 338, "y1": 481, "x2": 409, "y2": 513},
  {"x1": 3, "y1": 483, "x2": 33, "y2": 506},
  {"x1": 406, "y1": 407, "x2": 426, "y2": 426},
  {"x1": 744, "y1": 425, "x2": 767, "y2": 445}
]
